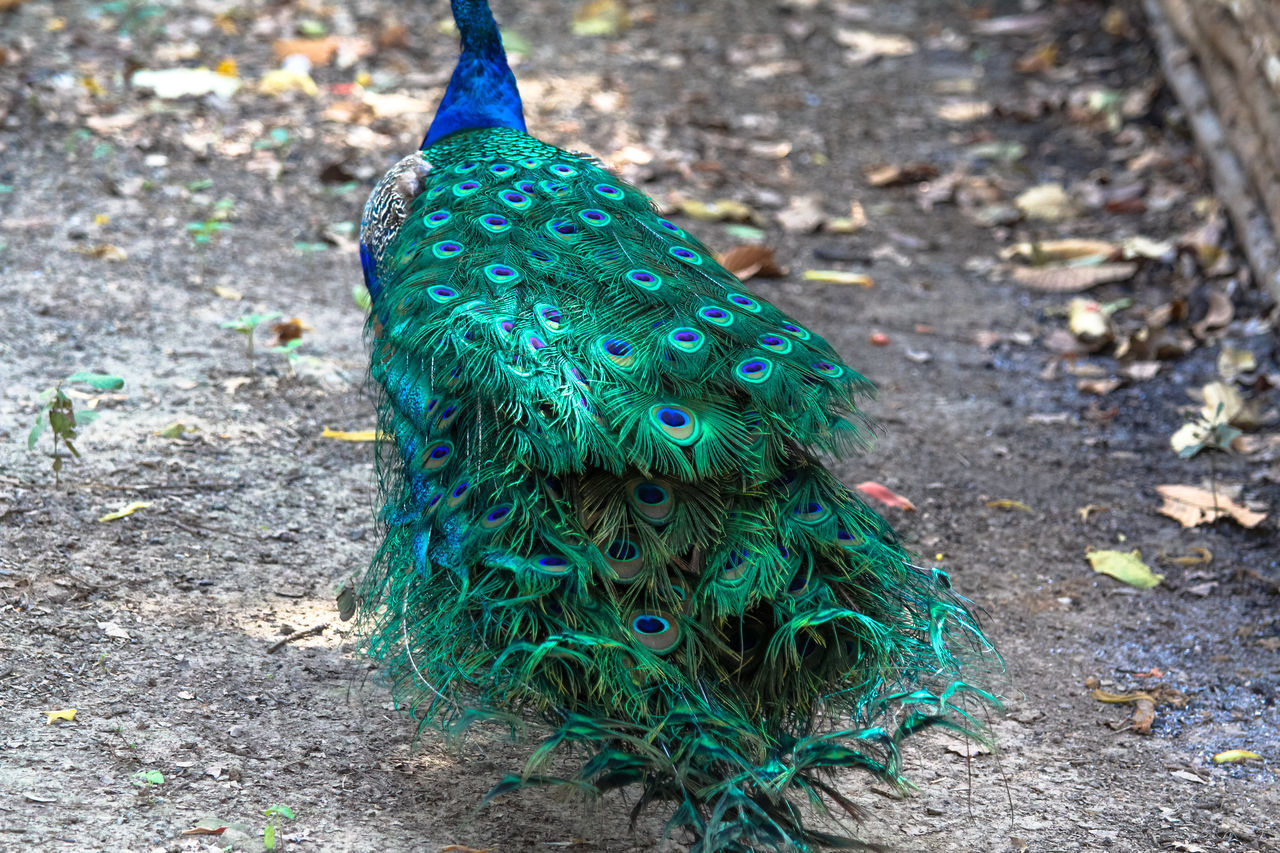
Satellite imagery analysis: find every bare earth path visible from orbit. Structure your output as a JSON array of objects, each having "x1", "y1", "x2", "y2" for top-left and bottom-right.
[{"x1": 0, "y1": 1, "x2": 1277, "y2": 851}]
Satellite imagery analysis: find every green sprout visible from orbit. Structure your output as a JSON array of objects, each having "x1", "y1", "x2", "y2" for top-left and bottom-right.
[
  {"x1": 28, "y1": 372, "x2": 125, "y2": 485},
  {"x1": 220, "y1": 312, "x2": 281, "y2": 374},
  {"x1": 131, "y1": 769, "x2": 164, "y2": 787},
  {"x1": 263, "y1": 804, "x2": 295, "y2": 850}
]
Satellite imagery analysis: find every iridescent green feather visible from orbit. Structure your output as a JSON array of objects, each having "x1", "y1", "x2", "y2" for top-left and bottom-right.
[{"x1": 357, "y1": 127, "x2": 1000, "y2": 852}]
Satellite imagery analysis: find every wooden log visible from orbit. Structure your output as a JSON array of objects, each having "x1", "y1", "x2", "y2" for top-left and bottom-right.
[{"x1": 1146, "y1": 0, "x2": 1280, "y2": 302}]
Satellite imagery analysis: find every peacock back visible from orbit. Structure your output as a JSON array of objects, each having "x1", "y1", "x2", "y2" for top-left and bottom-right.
[{"x1": 356, "y1": 123, "x2": 998, "y2": 851}]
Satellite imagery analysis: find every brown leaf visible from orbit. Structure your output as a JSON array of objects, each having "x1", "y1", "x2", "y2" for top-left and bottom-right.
[
  {"x1": 1010, "y1": 262, "x2": 1137, "y2": 292},
  {"x1": 864, "y1": 162, "x2": 938, "y2": 187},
  {"x1": 1155, "y1": 484, "x2": 1267, "y2": 529},
  {"x1": 270, "y1": 318, "x2": 309, "y2": 346},
  {"x1": 1014, "y1": 42, "x2": 1058, "y2": 74},
  {"x1": 273, "y1": 37, "x2": 340, "y2": 66},
  {"x1": 717, "y1": 245, "x2": 785, "y2": 282},
  {"x1": 1190, "y1": 291, "x2": 1232, "y2": 339},
  {"x1": 776, "y1": 195, "x2": 825, "y2": 232},
  {"x1": 1131, "y1": 698, "x2": 1156, "y2": 735}
]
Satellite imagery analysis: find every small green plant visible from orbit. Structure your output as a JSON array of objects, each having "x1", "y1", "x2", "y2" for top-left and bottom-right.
[
  {"x1": 267, "y1": 338, "x2": 304, "y2": 377},
  {"x1": 220, "y1": 312, "x2": 280, "y2": 374},
  {"x1": 1172, "y1": 399, "x2": 1241, "y2": 515},
  {"x1": 263, "y1": 804, "x2": 295, "y2": 850},
  {"x1": 186, "y1": 197, "x2": 235, "y2": 245},
  {"x1": 28, "y1": 372, "x2": 125, "y2": 485},
  {"x1": 131, "y1": 769, "x2": 164, "y2": 787}
]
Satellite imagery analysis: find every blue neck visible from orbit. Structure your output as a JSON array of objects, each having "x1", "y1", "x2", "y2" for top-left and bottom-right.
[{"x1": 422, "y1": 0, "x2": 526, "y2": 148}]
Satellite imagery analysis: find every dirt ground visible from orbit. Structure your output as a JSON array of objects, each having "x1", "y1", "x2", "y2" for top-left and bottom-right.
[{"x1": 1, "y1": 0, "x2": 1278, "y2": 851}]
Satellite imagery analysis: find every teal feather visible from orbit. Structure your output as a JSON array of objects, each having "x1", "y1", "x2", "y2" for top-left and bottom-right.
[{"x1": 354, "y1": 4, "x2": 1000, "y2": 851}]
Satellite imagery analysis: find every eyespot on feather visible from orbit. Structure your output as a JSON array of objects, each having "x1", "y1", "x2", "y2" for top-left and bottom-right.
[
  {"x1": 528, "y1": 553, "x2": 572, "y2": 576},
  {"x1": 793, "y1": 500, "x2": 831, "y2": 524},
  {"x1": 497, "y1": 189, "x2": 532, "y2": 210},
  {"x1": 667, "y1": 327, "x2": 705, "y2": 353},
  {"x1": 625, "y1": 269, "x2": 662, "y2": 292},
  {"x1": 423, "y1": 210, "x2": 452, "y2": 228},
  {"x1": 598, "y1": 336, "x2": 636, "y2": 369},
  {"x1": 699, "y1": 306, "x2": 735, "y2": 327},
  {"x1": 479, "y1": 504, "x2": 514, "y2": 530},
  {"x1": 780, "y1": 322, "x2": 812, "y2": 341},
  {"x1": 727, "y1": 293, "x2": 761, "y2": 313},
  {"x1": 483, "y1": 263, "x2": 522, "y2": 285},
  {"x1": 547, "y1": 162, "x2": 580, "y2": 178},
  {"x1": 811, "y1": 360, "x2": 845, "y2": 379},
  {"x1": 604, "y1": 538, "x2": 643, "y2": 581},
  {"x1": 628, "y1": 612, "x2": 680, "y2": 653},
  {"x1": 419, "y1": 440, "x2": 453, "y2": 472},
  {"x1": 629, "y1": 480, "x2": 672, "y2": 524},
  {"x1": 445, "y1": 478, "x2": 470, "y2": 509},
  {"x1": 431, "y1": 239, "x2": 465, "y2": 260},
  {"x1": 648, "y1": 404, "x2": 698, "y2": 445},
  {"x1": 668, "y1": 245, "x2": 703, "y2": 265},
  {"x1": 536, "y1": 304, "x2": 569, "y2": 334},
  {"x1": 478, "y1": 213, "x2": 512, "y2": 234},
  {"x1": 735, "y1": 357, "x2": 774, "y2": 384},
  {"x1": 757, "y1": 333, "x2": 793, "y2": 354},
  {"x1": 579, "y1": 208, "x2": 612, "y2": 227}
]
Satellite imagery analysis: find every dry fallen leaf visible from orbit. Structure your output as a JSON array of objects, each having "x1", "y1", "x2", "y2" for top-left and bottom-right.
[
  {"x1": 45, "y1": 708, "x2": 77, "y2": 724},
  {"x1": 835, "y1": 29, "x2": 916, "y2": 65},
  {"x1": 571, "y1": 0, "x2": 630, "y2": 36},
  {"x1": 1191, "y1": 291, "x2": 1233, "y2": 339},
  {"x1": 679, "y1": 198, "x2": 757, "y2": 223},
  {"x1": 864, "y1": 162, "x2": 938, "y2": 187},
  {"x1": 1014, "y1": 183, "x2": 1078, "y2": 222},
  {"x1": 776, "y1": 195, "x2": 825, "y2": 233},
  {"x1": 1014, "y1": 42, "x2": 1058, "y2": 74},
  {"x1": 855, "y1": 481, "x2": 916, "y2": 511},
  {"x1": 258, "y1": 68, "x2": 319, "y2": 97},
  {"x1": 322, "y1": 427, "x2": 379, "y2": 442},
  {"x1": 936, "y1": 100, "x2": 993, "y2": 123},
  {"x1": 1155, "y1": 484, "x2": 1267, "y2": 529},
  {"x1": 717, "y1": 245, "x2": 785, "y2": 282},
  {"x1": 270, "y1": 318, "x2": 310, "y2": 346},
  {"x1": 986, "y1": 499, "x2": 1032, "y2": 512},
  {"x1": 1001, "y1": 238, "x2": 1116, "y2": 265},
  {"x1": 802, "y1": 270, "x2": 873, "y2": 287},
  {"x1": 1131, "y1": 697, "x2": 1156, "y2": 734},
  {"x1": 1010, "y1": 262, "x2": 1137, "y2": 292},
  {"x1": 1217, "y1": 345, "x2": 1257, "y2": 381},
  {"x1": 98, "y1": 501, "x2": 152, "y2": 523},
  {"x1": 1068, "y1": 298, "x2": 1112, "y2": 346}
]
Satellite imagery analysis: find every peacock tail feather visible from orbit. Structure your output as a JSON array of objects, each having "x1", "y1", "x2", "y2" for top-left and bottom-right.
[{"x1": 354, "y1": 4, "x2": 1000, "y2": 851}]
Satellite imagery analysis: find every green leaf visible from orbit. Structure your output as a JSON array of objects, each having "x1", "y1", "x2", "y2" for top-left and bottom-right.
[
  {"x1": 74, "y1": 411, "x2": 100, "y2": 428},
  {"x1": 49, "y1": 410, "x2": 74, "y2": 437},
  {"x1": 65, "y1": 372, "x2": 125, "y2": 391},
  {"x1": 265, "y1": 804, "x2": 295, "y2": 820},
  {"x1": 132, "y1": 769, "x2": 164, "y2": 786},
  {"x1": 28, "y1": 415, "x2": 48, "y2": 449},
  {"x1": 351, "y1": 284, "x2": 371, "y2": 313},
  {"x1": 264, "y1": 824, "x2": 276, "y2": 850},
  {"x1": 1087, "y1": 549, "x2": 1163, "y2": 589}
]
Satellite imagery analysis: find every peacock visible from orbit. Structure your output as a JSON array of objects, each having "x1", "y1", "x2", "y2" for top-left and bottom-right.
[{"x1": 354, "y1": 2, "x2": 1000, "y2": 850}]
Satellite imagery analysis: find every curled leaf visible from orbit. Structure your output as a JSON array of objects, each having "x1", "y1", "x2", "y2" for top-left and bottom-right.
[{"x1": 98, "y1": 501, "x2": 152, "y2": 522}]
